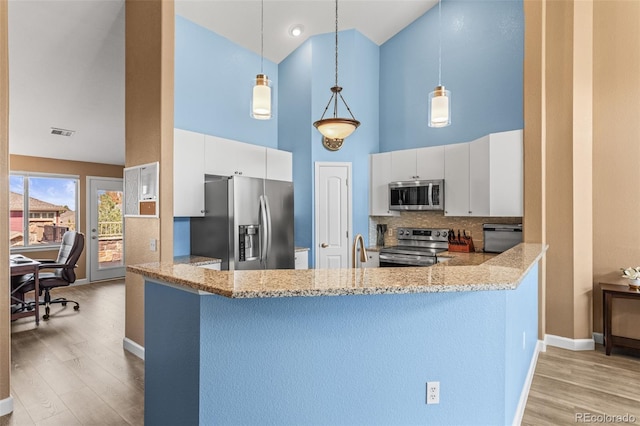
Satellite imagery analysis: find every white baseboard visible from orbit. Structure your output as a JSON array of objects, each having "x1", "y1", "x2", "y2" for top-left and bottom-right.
[
  {"x1": 123, "y1": 337, "x2": 145, "y2": 360},
  {"x1": 512, "y1": 340, "x2": 544, "y2": 426},
  {"x1": 545, "y1": 334, "x2": 595, "y2": 351},
  {"x1": 593, "y1": 332, "x2": 603, "y2": 345},
  {"x1": 0, "y1": 395, "x2": 14, "y2": 417}
]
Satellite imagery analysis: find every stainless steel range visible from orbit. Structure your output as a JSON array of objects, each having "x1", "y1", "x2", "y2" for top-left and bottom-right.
[{"x1": 379, "y1": 228, "x2": 449, "y2": 267}]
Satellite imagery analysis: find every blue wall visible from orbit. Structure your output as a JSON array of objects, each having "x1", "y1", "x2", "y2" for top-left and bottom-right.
[
  {"x1": 279, "y1": 30, "x2": 379, "y2": 266},
  {"x1": 278, "y1": 41, "x2": 314, "y2": 257},
  {"x1": 174, "y1": 16, "x2": 278, "y2": 145},
  {"x1": 144, "y1": 263, "x2": 539, "y2": 425},
  {"x1": 504, "y1": 264, "x2": 538, "y2": 420},
  {"x1": 379, "y1": 0, "x2": 524, "y2": 151}
]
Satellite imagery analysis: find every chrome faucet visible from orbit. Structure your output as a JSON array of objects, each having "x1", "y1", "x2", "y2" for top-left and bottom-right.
[{"x1": 352, "y1": 234, "x2": 368, "y2": 268}]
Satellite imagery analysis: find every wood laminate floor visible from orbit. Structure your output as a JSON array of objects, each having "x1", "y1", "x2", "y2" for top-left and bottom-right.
[
  {"x1": 522, "y1": 345, "x2": 640, "y2": 425},
  {"x1": 2, "y1": 280, "x2": 640, "y2": 425},
  {"x1": 1, "y1": 280, "x2": 143, "y2": 426}
]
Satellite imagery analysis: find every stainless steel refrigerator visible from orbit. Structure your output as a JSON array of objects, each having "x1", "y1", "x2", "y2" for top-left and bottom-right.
[{"x1": 190, "y1": 175, "x2": 294, "y2": 270}]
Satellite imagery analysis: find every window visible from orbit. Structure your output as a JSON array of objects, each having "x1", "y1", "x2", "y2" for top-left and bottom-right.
[{"x1": 10, "y1": 173, "x2": 79, "y2": 248}]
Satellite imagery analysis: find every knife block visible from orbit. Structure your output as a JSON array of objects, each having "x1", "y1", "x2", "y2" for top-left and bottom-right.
[{"x1": 448, "y1": 237, "x2": 475, "y2": 253}]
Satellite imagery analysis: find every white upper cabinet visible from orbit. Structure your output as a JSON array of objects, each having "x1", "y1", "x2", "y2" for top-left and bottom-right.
[
  {"x1": 370, "y1": 152, "x2": 400, "y2": 216},
  {"x1": 174, "y1": 129, "x2": 205, "y2": 217},
  {"x1": 489, "y1": 130, "x2": 523, "y2": 216},
  {"x1": 390, "y1": 146, "x2": 445, "y2": 181},
  {"x1": 444, "y1": 142, "x2": 470, "y2": 216},
  {"x1": 416, "y1": 146, "x2": 445, "y2": 180},
  {"x1": 390, "y1": 149, "x2": 417, "y2": 181},
  {"x1": 469, "y1": 135, "x2": 490, "y2": 216},
  {"x1": 444, "y1": 130, "x2": 523, "y2": 217},
  {"x1": 266, "y1": 148, "x2": 293, "y2": 182},
  {"x1": 174, "y1": 129, "x2": 293, "y2": 217},
  {"x1": 204, "y1": 135, "x2": 266, "y2": 179}
]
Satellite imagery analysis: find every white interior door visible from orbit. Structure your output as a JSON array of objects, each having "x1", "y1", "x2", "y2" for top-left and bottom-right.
[
  {"x1": 315, "y1": 162, "x2": 351, "y2": 269},
  {"x1": 88, "y1": 177, "x2": 125, "y2": 281}
]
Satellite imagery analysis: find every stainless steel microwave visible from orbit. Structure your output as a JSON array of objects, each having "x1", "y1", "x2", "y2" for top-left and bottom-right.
[{"x1": 389, "y1": 179, "x2": 444, "y2": 211}]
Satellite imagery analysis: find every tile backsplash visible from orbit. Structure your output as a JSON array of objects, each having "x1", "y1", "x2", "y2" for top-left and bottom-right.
[{"x1": 369, "y1": 212, "x2": 522, "y2": 251}]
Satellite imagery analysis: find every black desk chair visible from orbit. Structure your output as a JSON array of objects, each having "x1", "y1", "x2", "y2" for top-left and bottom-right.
[{"x1": 12, "y1": 230, "x2": 85, "y2": 320}]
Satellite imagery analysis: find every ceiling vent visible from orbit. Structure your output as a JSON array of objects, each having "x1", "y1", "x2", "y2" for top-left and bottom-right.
[{"x1": 50, "y1": 127, "x2": 75, "y2": 137}]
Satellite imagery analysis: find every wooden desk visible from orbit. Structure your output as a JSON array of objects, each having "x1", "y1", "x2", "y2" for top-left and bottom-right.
[
  {"x1": 601, "y1": 282, "x2": 640, "y2": 355},
  {"x1": 10, "y1": 258, "x2": 40, "y2": 325}
]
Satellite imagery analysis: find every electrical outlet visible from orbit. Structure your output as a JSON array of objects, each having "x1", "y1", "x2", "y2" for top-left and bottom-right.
[
  {"x1": 426, "y1": 381, "x2": 440, "y2": 405},
  {"x1": 523, "y1": 331, "x2": 526, "y2": 349},
  {"x1": 389, "y1": 228, "x2": 393, "y2": 236},
  {"x1": 150, "y1": 238, "x2": 157, "y2": 252}
]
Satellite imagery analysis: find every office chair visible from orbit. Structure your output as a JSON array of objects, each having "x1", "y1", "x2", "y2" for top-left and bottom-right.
[{"x1": 11, "y1": 230, "x2": 84, "y2": 320}]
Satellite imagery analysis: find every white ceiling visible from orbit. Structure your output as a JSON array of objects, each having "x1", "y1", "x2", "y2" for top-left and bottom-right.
[
  {"x1": 8, "y1": 0, "x2": 435, "y2": 166},
  {"x1": 176, "y1": 0, "x2": 437, "y2": 64}
]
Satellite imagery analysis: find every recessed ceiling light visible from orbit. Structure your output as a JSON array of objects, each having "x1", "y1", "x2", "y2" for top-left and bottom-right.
[{"x1": 289, "y1": 24, "x2": 304, "y2": 38}]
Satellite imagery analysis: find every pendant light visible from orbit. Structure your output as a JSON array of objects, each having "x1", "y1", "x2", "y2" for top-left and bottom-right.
[
  {"x1": 251, "y1": 0, "x2": 272, "y2": 120},
  {"x1": 313, "y1": 0, "x2": 360, "y2": 151},
  {"x1": 428, "y1": 0, "x2": 451, "y2": 127}
]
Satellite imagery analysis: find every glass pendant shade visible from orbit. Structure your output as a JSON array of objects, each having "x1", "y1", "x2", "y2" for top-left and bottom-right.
[
  {"x1": 314, "y1": 118, "x2": 359, "y2": 140},
  {"x1": 251, "y1": 74, "x2": 272, "y2": 120},
  {"x1": 428, "y1": 85, "x2": 451, "y2": 127}
]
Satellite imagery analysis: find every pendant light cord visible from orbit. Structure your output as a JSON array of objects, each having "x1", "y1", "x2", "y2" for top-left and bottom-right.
[
  {"x1": 334, "y1": 0, "x2": 339, "y2": 87},
  {"x1": 261, "y1": 0, "x2": 264, "y2": 74},
  {"x1": 438, "y1": 0, "x2": 442, "y2": 86}
]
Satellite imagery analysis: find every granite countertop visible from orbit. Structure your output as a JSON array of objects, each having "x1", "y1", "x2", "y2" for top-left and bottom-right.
[
  {"x1": 129, "y1": 243, "x2": 546, "y2": 299},
  {"x1": 173, "y1": 255, "x2": 221, "y2": 266},
  {"x1": 438, "y1": 251, "x2": 497, "y2": 266}
]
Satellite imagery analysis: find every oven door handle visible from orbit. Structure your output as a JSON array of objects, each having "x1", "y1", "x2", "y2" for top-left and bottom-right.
[{"x1": 379, "y1": 254, "x2": 437, "y2": 266}]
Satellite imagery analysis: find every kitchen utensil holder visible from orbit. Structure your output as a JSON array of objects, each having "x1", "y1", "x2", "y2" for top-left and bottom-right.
[{"x1": 448, "y1": 237, "x2": 475, "y2": 253}]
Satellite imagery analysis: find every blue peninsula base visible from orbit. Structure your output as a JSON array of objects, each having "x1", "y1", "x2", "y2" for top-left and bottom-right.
[{"x1": 144, "y1": 265, "x2": 539, "y2": 425}]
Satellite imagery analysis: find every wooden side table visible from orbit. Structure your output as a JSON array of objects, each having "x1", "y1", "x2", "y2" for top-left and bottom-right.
[{"x1": 601, "y1": 282, "x2": 640, "y2": 355}]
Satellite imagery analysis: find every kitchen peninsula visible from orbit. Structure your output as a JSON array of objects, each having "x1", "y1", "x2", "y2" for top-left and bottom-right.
[{"x1": 129, "y1": 243, "x2": 545, "y2": 425}]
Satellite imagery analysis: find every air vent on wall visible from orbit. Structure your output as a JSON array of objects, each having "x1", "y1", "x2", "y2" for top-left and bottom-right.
[{"x1": 50, "y1": 127, "x2": 75, "y2": 137}]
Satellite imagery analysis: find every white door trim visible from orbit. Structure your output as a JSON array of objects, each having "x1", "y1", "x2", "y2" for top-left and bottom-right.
[
  {"x1": 314, "y1": 162, "x2": 353, "y2": 268},
  {"x1": 86, "y1": 176, "x2": 125, "y2": 282}
]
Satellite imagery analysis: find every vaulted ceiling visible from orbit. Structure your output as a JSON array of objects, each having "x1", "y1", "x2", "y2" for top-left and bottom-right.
[{"x1": 8, "y1": 0, "x2": 435, "y2": 166}]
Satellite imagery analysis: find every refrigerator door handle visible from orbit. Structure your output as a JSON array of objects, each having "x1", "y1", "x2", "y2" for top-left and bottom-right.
[
  {"x1": 264, "y1": 195, "x2": 273, "y2": 264},
  {"x1": 259, "y1": 195, "x2": 268, "y2": 265}
]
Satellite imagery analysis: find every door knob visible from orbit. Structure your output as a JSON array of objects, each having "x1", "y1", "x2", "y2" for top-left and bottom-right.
[{"x1": 321, "y1": 243, "x2": 328, "y2": 248}]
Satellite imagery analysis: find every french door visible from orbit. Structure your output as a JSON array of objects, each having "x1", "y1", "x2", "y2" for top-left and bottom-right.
[{"x1": 88, "y1": 177, "x2": 125, "y2": 281}]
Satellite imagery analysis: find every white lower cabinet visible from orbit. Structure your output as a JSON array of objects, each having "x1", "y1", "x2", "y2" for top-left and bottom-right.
[
  {"x1": 295, "y1": 250, "x2": 309, "y2": 270},
  {"x1": 362, "y1": 251, "x2": 380, "y2": 268}
]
